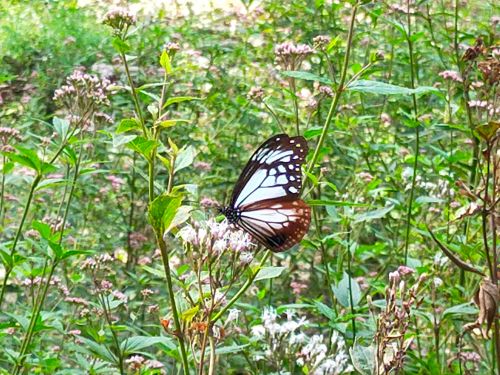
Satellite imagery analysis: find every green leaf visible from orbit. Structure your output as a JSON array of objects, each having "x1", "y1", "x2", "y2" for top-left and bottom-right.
[
  {"x1": 215, "y1": 344, "x2": 250, "y2": 355},
  {"x1": 281, "y1": 71, "x2": 333, "y2": 85},
  {"x1": 255, "y1": 266, "x2": 286, "y2": 281},
  {"x1": 160, "y1": 50, "x2": 172, "y2": 74},
  {"x1": 332, "y1": 272, "x2": 361, "y2": 308},
  {"x1": 163, "y1": 96, "x2": 200, "y2": 109},
  {"x1": 148, "y1": 193, "x2": 183, "y2": 233},
  {"x1": 32, "y1": 221, "x2": 52, "y2": 240},
  {"x1": 112, "y1": 133, "x2": 137, "y2": 148},
  {"x1": 347, "y1": 80, "x2": 439, "y2": 96},
  {"x1": 8, "y1": 146, "x2": 41, "y2": 172},
  {"x1": 116, "y1": 118, "x2": 141, "y2": 134},
  {"x1": 350, "y1": 341, "x2": 375, "y2": 375},
  {"x1": 76, "y1": 337, "x2": 117, "y2": 364},
  {"x1": 111, "y1": 37, "x2": 130, "y2": 54},
  {"x1": 126, "y1": 137, "x2": 158, "y2": 159},
  {"x1": 0, "y1": 249, "x2": 13, "y2": 269},
  {"x1": 353, "y1": 204, "x2": 395, "y2": 223},
  {"x1": 307, "y1": 199, "x2": 368, "y2": 207},
  {"x1": 442, "y1": 303, "x2": 477, "y2": 319},
  {"x1": 53, "y1": 117, "x2": 70, "y2": 140},
  {"x1": 313, "y1": 300, "x2": 336, "y2": 321},
  {"x1": 60, "y1": 249, "x2": 94, "y2": 261},
  {"x1": 158, "y1": 119, "x2": 190, "y2": 128},
  {"x1": 174, "y1": 145, "x2": 197, "y2": 173},
  {"x1": 121, "y1": 335, "x2": 176, "y2": 354},
  {"x1": 303, "y1": 127, "x2": 323, "y2": 139},
  {"x1": 165, "y1": 205, "x2": 193, "y2": 234},
  {"x1": 35, "y1": 178, "x2": 67, "y2": 191},
  {"x1": 181, "y1": 305, "x2": 199, "y2": 322}
]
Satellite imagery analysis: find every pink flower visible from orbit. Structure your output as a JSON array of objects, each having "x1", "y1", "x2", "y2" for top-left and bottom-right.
[
  {"x1": 397, "y1": 265, "x2": 415, "y2": 276},
  {"x1": 68, "y1": 329, "x2": 81, "y2": 335},
  {"x1": 438, "y1": 70, "x2": 462, "y2": 83}
]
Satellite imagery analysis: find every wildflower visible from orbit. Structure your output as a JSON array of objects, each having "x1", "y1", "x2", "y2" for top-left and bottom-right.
[
  {"x1": 438, "y1": 70, "x2": 462, "y2": 83},
  {"x1": 200, "y1": 197, "x2": 219, "y2": 208},
  {"x1": 290, "y1": 280, "x2": 308, "y2": 295},
  {"x1": 318, "y1": 85, "x2": 333, "y2": 97},
  {"x1": 100, "y1": 280, "x2": 113, "y2": 290},
  {"x1": 145, "y1": 359, "x2": 164, "y2": 370},
  {"x1": 247, "y1": 86, "x2": 265, "y2": 102},
  {"x1": 24, "y1": 229, "x2": 40, "y2": 240},
  {"x1": 275, "y1": 42, "x2": 314, "y2": 71},
  {"x1": 53, "y1": 69, "x2": 111, "y2": 109},
  {"x1": 313, "y1": 35, "x2": 330, "y2": 49},
  {"x1": 126, "y1": 355, "x2": 145, "y2": 370},
  {"x1": 138, "y1": 256, "x2": 152, "y2": 266},
  {"x1": 193, "y1": 161, "x2": 212, "y2": 171},
  {"x1": 129, "y1": 231, "x2": 148, "y2": 250},
  {"x1": 468, "y1": 100, "x2": 488, "y2": 108},
  {"x1": 358, "y1": 171, "x2": 374, "y2": 183},
  {"x1": 106, "y1": 175, "x2": 125, "y2": 191},
  {"x1": 141, "y1": 289, "x2": 155, "y2": 298},
  {"x1": 0, "y1": 127, "x2": 22, "y2": 152},
  {"x1": 397, "y1": 265, "x2": 415, "y2": 276},
  {"x1": 164, "y1": 41, "x2": 180, "y2": 55},
  {"x1": 102, "y1": 7, "x2": 137, "y2": 33},
  {"x1": 226, "y1": 308, "x2": 240, "y2": 323},
  {"x1": 239, "y1": 251, "x2": 253, "y2": 265},
  {"x1": 68, "y1": 329, "x2": 81, "y2": 335},
  {"x1": 112, "y1": 290, "x2": 128, "y2": 303}
]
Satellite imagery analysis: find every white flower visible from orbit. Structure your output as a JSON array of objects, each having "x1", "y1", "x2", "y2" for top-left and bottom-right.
[
  {"x1": 239, "y1": 252, "x2": 253, "y2": 265},
  {"x1": 251, "y1": 324, "x2": 265, "y2": 338},
  {"x1": 227, "y1": 308, "x2": 240, "y2": 323},
  {"x1": 177, "y1": 225, "x2": 197, "y2": 244}
]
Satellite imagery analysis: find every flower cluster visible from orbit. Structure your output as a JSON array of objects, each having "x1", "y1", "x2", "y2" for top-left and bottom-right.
[
  {"x1": 164, "y1": 41, "x2": 181, "y2": 56},
  {"x1": 275, "y1": 42, "x2": 314, "y2": 71},
  {"x1": 438, "y1": 70, "x2": 462, "y2": 83},
  {"x1": 177, "y1": 219, "x2": 254, "y2": 259},
  {"x1": 313, "y1": 35, "x2": 330, "y2": 50},
  {"x1": 247, "y1": 86, "x2": 265, "y2": 102},
  {"x1": 375, "y1": 267, "x2": 426, "y2": 373},
  {"x1": 0, "y1": 127, "x2": 22, "y2": 152},
  {"x1": 251, "y1": 307, "x2": 352, "y2": 374},
  {"x1": 53, "y1": 70, "x2": 110, "y2": 110},
  {"x1": 102, "y1": 7, "x2": 137, "y2": 33}
]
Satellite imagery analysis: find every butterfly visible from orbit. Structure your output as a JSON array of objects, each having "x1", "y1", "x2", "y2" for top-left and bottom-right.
[{"x1": 221, "y1": 134, "x2": 311, "y2": 252}]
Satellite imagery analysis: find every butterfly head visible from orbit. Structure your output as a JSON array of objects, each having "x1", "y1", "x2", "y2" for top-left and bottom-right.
[{"x1": 219, "y1": 206, "x2": 240, "y2": 224}]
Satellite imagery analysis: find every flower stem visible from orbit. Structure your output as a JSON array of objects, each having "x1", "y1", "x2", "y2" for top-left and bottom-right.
[
  {"x1": 211, "y1": 250, "x2": 270, "y2": 324},
  {"x1": 156, "y1": 233, "x2": 190, "y2": 374},
  {"x1": 403, "y1": 0, "x2": 420, "y2": 265},
  {"x1": 306, "y1": 2, "x2": 358, "y2": 174}
]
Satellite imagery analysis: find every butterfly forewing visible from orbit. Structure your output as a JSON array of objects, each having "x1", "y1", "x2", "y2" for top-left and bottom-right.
[
  {"x1": 225, "y1": 134, "x2": 311, "y2": 252},
  {"x1": 231, "y1": 134, "x2": 308, "y2": 209}
]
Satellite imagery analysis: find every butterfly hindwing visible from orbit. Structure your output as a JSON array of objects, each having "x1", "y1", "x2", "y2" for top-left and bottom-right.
[{"x1": 238, "y1": 198, "x2": 311, "y2": 252}]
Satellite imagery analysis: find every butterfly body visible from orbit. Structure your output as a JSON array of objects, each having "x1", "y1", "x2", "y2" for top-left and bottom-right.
[{"x1": 222, "y1": 134, "x2": 311, "y2": 252}]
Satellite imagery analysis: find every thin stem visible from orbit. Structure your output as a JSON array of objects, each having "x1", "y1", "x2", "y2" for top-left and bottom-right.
[
  {"x1": 120, "y1": 51, "x2": 146, "y2": 136},
  {"x1": 289, "y1": 78, "x2": 300, "y2": 135},
  {"x1": 306, "y1": 2, "x2": 358, "y2": 174},
  {"x1": 208, "y1": 336, "x2": 216, "y2": 375},
  {"x1": 0, "y1": 155, "x2": 6, "y2": 227},
  {"x1": 156, "y1": 234, "x2": 190, "y2": 374},
  {"x1": 403, "y1": 0, "x2": 420, "y2": 265},
  {"x1": 211, "y1": 250, "x2": 270, "y2": 324},
  {"x1": 263, "y1": 100, "x2": 286, "y2": 133},
  {"x1": 101, "y1": 293, "x2": 125, "y2": 374},
  {"x1": 346, "y1": 226, "x2": 356, "y2": 339},
  {"x1": 0, "y1": 173, "x2": 41, "y2": 309}
]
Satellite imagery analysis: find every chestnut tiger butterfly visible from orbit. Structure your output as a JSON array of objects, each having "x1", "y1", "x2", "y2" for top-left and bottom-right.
[{"x1": 221, "y1": 134, "x2": 311, "y2": 252}]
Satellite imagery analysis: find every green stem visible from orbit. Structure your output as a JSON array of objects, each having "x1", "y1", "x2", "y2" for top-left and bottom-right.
[
  {"x1": 211, "y1": 250, "x2": 270, "y2": 324},
  {"x1": 0, "y1": 155, "x2": 6, "y2": 227},
  {"x1": 403, "y1": 0, "x2": 420, "y2": 265},
  {"x1": 120, "y1": 51, "x2": 147, "y2": 136},
  {"x1": 306, "y1": 2, "x2": 358, "y2": 174},
  {"x1": 156, "y1": 234, "x2": 190, "y2": 374}
]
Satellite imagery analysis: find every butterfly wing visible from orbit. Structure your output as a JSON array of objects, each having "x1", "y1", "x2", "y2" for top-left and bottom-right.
[
  {"x1": 237, "y1": 198, "x2": 311, "y2": 252},
  {"x1": 230, "y1": 134, "x2": 308, "y2": 209},
  {"x1": 228, "y1": 134, "x2": 310, "y2": 252}
]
